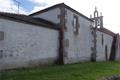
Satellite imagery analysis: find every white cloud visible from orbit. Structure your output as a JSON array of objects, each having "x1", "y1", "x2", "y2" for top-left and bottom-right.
[{"x1": 0, "y1": 0, "x2": 28, "y2": 14}]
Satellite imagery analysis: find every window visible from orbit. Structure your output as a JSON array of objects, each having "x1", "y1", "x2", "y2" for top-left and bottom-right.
[
  {"x1": 0, "y1": 50, "x2": 3, "y2": 59},
  {"x1": 73, "y1": 15, "x2": 79, "y2": 34},
  {"x1": 65, "y1": 39, "x2": 69, "y2": 47},
  {"x1": 101, "y1": 34, "x2": 104, "y2": 46},
  {"x1": 0, "y1": 31, "x2": 4, "y2": 40}
]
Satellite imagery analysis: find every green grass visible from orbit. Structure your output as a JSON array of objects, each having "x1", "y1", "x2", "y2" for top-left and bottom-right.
[{"x1": 1, "y1": 61, "x2": 120, "y2": 80}]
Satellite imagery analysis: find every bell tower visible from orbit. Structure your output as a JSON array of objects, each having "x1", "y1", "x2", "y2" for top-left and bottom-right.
[
  {"x1": 91, "y1": 7, "x2": 103, "y2": 28},
  {"x1": 90, "y1": 7, "x2": 103, "y2": 61}
]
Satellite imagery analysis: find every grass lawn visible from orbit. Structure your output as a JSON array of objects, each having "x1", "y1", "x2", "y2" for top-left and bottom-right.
[{"x1": 1, "y1": 61, "x2": 120, "y2": 80}]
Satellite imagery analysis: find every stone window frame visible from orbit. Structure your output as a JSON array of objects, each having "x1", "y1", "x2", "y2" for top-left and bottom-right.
[{"x1": 72, "y1": 15, "x2": 79, "y2": 35}]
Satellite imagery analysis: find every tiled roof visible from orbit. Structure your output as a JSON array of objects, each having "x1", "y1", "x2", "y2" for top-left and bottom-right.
[
  {"x1": 0, "y1": 12, "x2": 60, "y2": 30},
  {"x1": 98, "y1": 27, "x2": 116, "y2": 37}
]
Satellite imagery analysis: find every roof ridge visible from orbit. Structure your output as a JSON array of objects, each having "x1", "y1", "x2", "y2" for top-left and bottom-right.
[
  {"x1": 29, "y1": 3, "x2": 92, "y2": 21},
  {"x1": 0, "y1": 11, "x2": 26, "y2": 16},
  {"x1": 29, "y1": 3, "x2": 64, "y2": 16}
]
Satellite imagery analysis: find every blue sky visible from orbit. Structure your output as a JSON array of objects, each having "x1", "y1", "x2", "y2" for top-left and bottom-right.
[
  {"x1": 0, "y1": 0, "x2": 120, "y2": 33},
  {"x1": 17, "y1": 0, "x2": 48, "y2": 11},
  {"x1": 18, "y1": 0, "x2": 35, "y2": 11}
]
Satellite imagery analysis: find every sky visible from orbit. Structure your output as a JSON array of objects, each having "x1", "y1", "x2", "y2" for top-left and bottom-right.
[{"x1": 0, "y1": 0, "x2": 120, "y2": 34}]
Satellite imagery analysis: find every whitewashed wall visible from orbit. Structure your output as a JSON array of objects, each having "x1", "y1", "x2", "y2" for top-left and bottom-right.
[
  {"x1": 63, "y1": 9, "x2": 93, "y2": 64},
  {"x1": 0, "y1": 18, "x2": 59, "y2": 70},
  {"x1": 31, "y1": 8, "x2": 61, "y2": 24},
  {"x1": 96, "y1": 31, "x2": 113, "y2": 61}
]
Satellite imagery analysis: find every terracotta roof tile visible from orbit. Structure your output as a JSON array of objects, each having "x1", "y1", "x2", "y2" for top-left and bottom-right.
[{"x1": 98, "y1": 28, "x2": 116, "y2": 37}]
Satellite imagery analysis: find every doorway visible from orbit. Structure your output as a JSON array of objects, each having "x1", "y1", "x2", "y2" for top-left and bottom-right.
[{"x1": 105, "y1": 45, "x2": 108, "y2": 61}]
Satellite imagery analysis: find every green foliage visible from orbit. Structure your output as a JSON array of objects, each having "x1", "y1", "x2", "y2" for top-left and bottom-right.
[{"x1": 1, "y1": 61, "x2": 120, "y2": 80}]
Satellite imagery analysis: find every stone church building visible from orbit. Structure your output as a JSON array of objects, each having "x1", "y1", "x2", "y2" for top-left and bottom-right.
[{"x1": 0, "y1": 3, "x2": 119, "y2": 70}]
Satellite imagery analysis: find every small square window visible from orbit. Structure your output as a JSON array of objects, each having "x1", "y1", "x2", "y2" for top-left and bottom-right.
[{"x1": 65, "y1": 39, "x2": 69, "y2": 47}]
